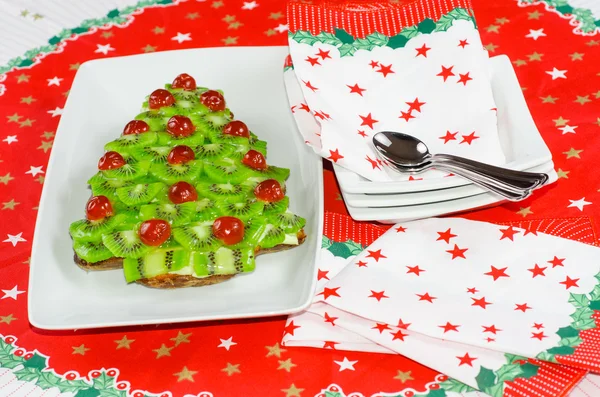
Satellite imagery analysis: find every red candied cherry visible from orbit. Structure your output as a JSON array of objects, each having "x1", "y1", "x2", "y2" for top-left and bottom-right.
[
  {"x1": 167, "y1": 115, "x2": 196, "y2": 137},
  {"x1": 172, "y1": 73, "x2": 197, "y2": 91},
  {"x1": 66, "y1": 373, "x2": 77, "y2": 381},
  {"x1": 123, "y1": 120, "x2": 150, "y2": 135},
  {"x1": 24, "y1": 353, "x2": 34, "y2": 360},
  {"x1": 148, "y1": 89, "x2": 175, "y2": 110},
  {"x1": 254, "y1": 179, "x2": 284, "y2": 203},
  {"x1": 107, "y1": 370, "x2": 117, "y2": 377},
  {"x1": 242, "y1": 150, "x2": 267, "y2": 170},
  {"x1": 86, "y1": 196, "x2": 113, "y2": 221},
  {"x1": 98, "y1": 151, "x2": 126, "y2": 170},
  {"x1": 139, "y1": 220, "x2": 171, "y2": 247},
  {"x1": 200, "y1": 90, "x2": 225, "y2": 111},
  {"x1": 167, "y1": 145, "x2": 195, "y2": 165},
  {"x1": 14, "y1": 349, "x2": 24, "y2": 357},
  {"x1": 222, "y1": 120, "x2": 249, "y2": 138},
  {"x1": 212, "y1": 217, "x2": 244, "y2": 245},
  {"x1": 168, "y1": 182, "x2": 198, "y2": 204}
]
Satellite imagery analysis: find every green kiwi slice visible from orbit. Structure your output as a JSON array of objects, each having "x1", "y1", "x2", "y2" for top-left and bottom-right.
[
  {"x1": 269, "y1": 211, "x2": 306, "y2": 234},
  {"x1": 203, "y1": 158, "x2": 250, "y2": 184},
  {"x1": 262, "y1": 197, "x2": 289, "y2": 216},
  {"x1": 193, "y1": 143, "x2": 235, "y2": 161},
  {"x1": 139, "y1": 202, "x2": 196, "y2": 226},
  {"x1": 230, "y1": 142, "x2": 267, "y2": 160},
  {"x1": 172, "y1": 221, "x2": 222, "y2": 252},
  {"x1": 192, "y1": 247, "x2": 255, "y2": 276},
  {"x1": 190, "y1": 198, "x2": 219, "y2": 222},
  {"x1": 135, "y1": 111, "x2": 170, "y2": 132},
  {"x1": 73, "y1": 240, "x2": 114, "y2": 263},
  {"x1": 70, "y1": 214, "x2": 127, "y2": 242},
  {"x1": 215, "y1": 200, "x2": 264, "y2": 222},
  {"x1": 149, "y1": 160, "x2": 203, "y2": 184},
  {"x1": 232, "y1": 218, "x2": 267, "y2": 248},
  {"x1": 102, "y1": 230, "x2": 150, "y2": 258},
  {"x1": 130, "y1": 146, "x2": 172, "y2": 163},
  {"x1": 123, "y1": 248, "x2": 189, "y2": 283},
  {"x1": 102, "y1": 160, "x2": 151, "y2": 181},
  {"x1": 104, "y1": 132, "x2": 158, "y2": 153},
  {"x1": 247, "y1": 166, "x2": 290, "y2": 182},
  {"x1": 196, "y1": 182, "x2": 250, "y2": 202},
  {"x1": 156, "y1": 131, "x2": 205, "y2": 147},
  {"x1": 88, "y1": 173, "x2": 132, "y2": 201},
  {"x1": 258, "y1": 224, "x2": 286, "y2": 249},
  {"x1": 116, "y1": 182, "x2": 166, "y2": 206}
]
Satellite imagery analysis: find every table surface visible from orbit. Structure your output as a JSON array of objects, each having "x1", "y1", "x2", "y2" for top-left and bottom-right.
[{"x1": 0, "y1": 0, "x2": 599, "y2": 396}]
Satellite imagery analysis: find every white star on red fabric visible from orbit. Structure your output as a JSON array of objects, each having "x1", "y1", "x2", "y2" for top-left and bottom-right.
[
  {"x1": 217, "y1": 337, "x2": 237, "y2": 351},
  {"x1": 3, "y1": 233, "x2": 26, "y2": 247},
  {"x1": 546, "y1": 67, "x2": 567, "y2": 80},
  {"x1": 25, "y1": 166, "x2": 44, "y2": 177},
  {"x1": 171, "y1": 33, "x2": 192, "y2": 43},
  {"x1": 526, "y1": 28, "x2": 547, "y2": 40},
  {"x1": 47, "y1": 77, "x2": 63, "y2": 86},
  {"x1": 334, "y1": 357, "x2": 357, "y2": 371},
  {"x1": 568, "y1": 198, "x2": 591, "y2": 211},
  {"x1": 3, "y1": 136, "x2": 17, "y2": 144},
  {"x1": 241, "y1": 1, "x2": 259, "y2": 9},
  {"x1": 1, "y1": 286, "x2": 25, "y2": 300},
  {"x1": 559, "y1": 125, "x2": 577, "y2": 134},
  {"x1": 47, "y1": 107, "x2": 63, "y2": 117},
  {"x1": 95, "y1": 44, "x2": 115, "y2": 54},
  {"x1": 274, "y1": 24, "x2": 288, "y2": 33}
]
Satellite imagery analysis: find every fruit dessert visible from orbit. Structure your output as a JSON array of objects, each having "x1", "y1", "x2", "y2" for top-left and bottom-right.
[{"x1": 69, "y1": 73, "x2": 307, "y2": 289}]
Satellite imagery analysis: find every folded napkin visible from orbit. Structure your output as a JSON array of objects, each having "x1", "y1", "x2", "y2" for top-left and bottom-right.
[
  {"x1": 286, "y1": 0, "x2": 506, "y2": 182},
  {"x1": 283, "y1": 217, "x2": 600, "y2": 395}
]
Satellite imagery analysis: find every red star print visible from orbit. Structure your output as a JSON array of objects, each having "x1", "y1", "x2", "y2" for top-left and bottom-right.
[
  {"x1": 406, "y1": 265, "x2": 425, "y2": 276},
  {"x1": 560, "y1": 276, "x2": 579, "y2": 290},
  {"x1": 408, "y1": 176, "x2": 423, "y2": 181},
  {"x1": 369, "y1": 290, "x2": 389, "y2": 302},
  {"x1": 466, "y1": 287, "x2": 478, "y2": 294},
  {"x1": 500, "y1": 226, "x2": 520, "y2": 241},
  {"x1": 372, "y1": 323, "x2": 391, "y2": 333},
  {"x1": 299, "y1": 103, "x2": 310, "y2": 112},
  {"x1": 485, "y1": 337, "x2": 495, "y2": 343},
  {"x1": 369, "y1": 60, "x2": 379, "y2": 68},
  {"x1": 356, "y1": 261, "x2": 368, "y2": 268},
  {"x1": 439, "y1": 322, "x2": 460, "y2": 333},
  {"x1": 416, "y1": 292, "x2": 437, "y2": 303},
  {"x1": 437, "y1": 65, "x2": 455, "y2": 81},
  {"x1": 291, "y1": 105, "x2": 296, "y2": 113},
  {"x1": 303, "y1": 80, "x2": 318, "y2": 92},
  {"x1": 439, "y1": 131, "x2": 458, "y2": 144},
  {"x1": 548, "y1": 256, "x2": 565, "y2": 268},
  {"x1": 406, "y1": 98, "x2": 426, "y2": 113},
  {"x1": 357, "y1": 130, "x2": 368, "y2": 138},
  {"x1": 437, "y1": 228, "x2": 457, "y2": 243},
  {"x1": 317, "y1": 269, "x2": 330, "y2": 281},
  {"x1": 396, "y1": 226, "x2": 407, "y2": 233},
  {"x1": 359, "y1": 113, "x2": 379, "y2": 129},
  {"x1": 347, "y1": 83, "x2": 366, "y2": 96},
  {"x1": 366, "y1": 155, "x2": 381, "y2": 170},
  {"x1": 316, "y1": 49, "x2": 331, "y2": 59},
  {"x1": 446, "y1": 244, "x2": 468, "y2": 259},
  {"x1": 524, "y1": 228, "x2": 538, "y2": 236},
  {"x1": 471, "y1": 297, "x2": 492, "y2": 309},
  {"x1": 482, "y1": 325, "x2": 501, "y2": 334},
  {"x1": 283, "y1": 321, "x2": 301, "y2": 336},
  {"x1": 531, "y1": 332, "x2": 547, "y2": 341},
  {"x1": 533, "y1": 323, "x2": 544, "y2": 330},
  {"x1": 323, "y1": 341, "x2": 338, "y2": 349},
  {"x1": 391, "y1": 330, "x2": 408, "y2": 341},
  {"x1": 314, "y1": 111, "x2": 326, "y2": 120},
  {"x1": 457, "y1": 72, "x2": 473, "y2": 85},
  {"x1": 458, "y1": 39, "x2": 469, "y2": 48},
  {"x1": 484, "y1": 266, "x2": 510, "y2": 281},
  {"x1": 376, "y1": 64, "x2": 394, "y2": 77},
  {"x1": 515, "y1": 303, "x2": 532, "y2": 312},
  {"x1": 366, "y1": 249, "x2": 386, "y2": 262},
  {"x1": 328, "y1": 149, "x2": 344, "y2": 163},
  {"x1": 399, "y1": 111, "x2": 415, "y2": 122},
  {"x1": 397, "y1": 319, "x2": 411, "y2": 329},
  {"x1": 305, "y1": 56, "x2": 321, "y2": 66},
  {"x1": 324, "y1": 312, "x2": 338, "y2": 326},
  {"x1": 415, "y1": 43, "x2": 431, "y2": 57},
  {"x1": 460, "y1": 132, "x2": 480, "y2": 145},
  {"x1": 528, "y1": 264, "x2": 547, "y2": 278},
  {"x1": 457, "y1": 353, "x2": 477, "y2": 367},
  {"x1": 318, "y1": 287, "x2": 341, "y2": 300}
]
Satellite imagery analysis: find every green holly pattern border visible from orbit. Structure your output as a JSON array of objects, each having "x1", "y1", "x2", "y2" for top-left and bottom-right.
[
  {"x1": 519, "y1": 0, "x2": 600, "y2": 34},
  {"x1": 0, "y1": 0, "x2": 179, "y2": 75},
  {"x1": 288, "y1": 8, "x2": 477, "y2": 58}
]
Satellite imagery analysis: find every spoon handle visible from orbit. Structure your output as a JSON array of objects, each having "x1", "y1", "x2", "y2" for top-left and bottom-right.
[{"x1": 433, "y1": 154, "x2": 549, "y2": 191}]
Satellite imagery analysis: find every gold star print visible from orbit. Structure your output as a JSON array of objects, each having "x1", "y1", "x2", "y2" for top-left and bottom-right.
[
  {"x1": 495, "y1": 17, "x2": 509, "y2": 25},
  {"x1": 594, "y1": 90, "x2": 600, "y2": 99},
  {"x1": 170, "y1": 331, "x2": 192, "y2": 346},
  {"x1": 282, "y1": 384, "x2": 304, "y2": 397},
  {"x1": 0, "y1": 174, "x2": 15, "y2": 185},
  {"x1": 528, "y1": 10, "x2": 543, "y2": 19},
  {"x1": 115, "y1": 335, "x2": 135, "y2": 350},
  {"x1": 394, "y1": 370, "x2": 414, "y2": 383},
  {"x1": 153, "y1": 26, "x2": 165, "y2": 34},
  {"x1": 142, "y1": 44, "x2": 157, "y2": 53},
  {"x1": 2, "y1": 200, "x2": 20, "y2": 210},
  {"x1": 228, "y1": 21, "x2": 243, "y2": 29},
  {"x1": 23, "y1": 258, "x2": 30, "y2": 264},
  {"x1": 557, "y1": 169, "x2": 570, "y2": 179},
  {"x1": 270, "y1": 12, "x2": 284, "y2": 19},
  {"x1": 335, "y1": 193, "x2": 343, "y2": 201},
  {"x1": 597, "y1": 118, "x2": 600, "y2": 127},
  {"x1": 19, "y1": 119, "x2": 35, "y2": 128},
  {"x1": 575, "y1": 95, "x2": 591, "y2": 105},
  {"x1": 72, "y1": 344, "x2": 90, "y2": 355},
  {"x1": 42, "y1": 131, "x2": 55, "y2": 139},
  {"x1": 222, "y1": 15, "x2": 236, "y2": 23},
  {"x1": 528, "y1": 52, "x2": 543, "y2": 62},
  {"x1": 186, "y1": 12, "x2": 200, "y2": 20},
  {"x1": 7, "y1": 113, "x2": 22, "y2": 123},
  {"x1": 70, "y1": 63, "x2": 81, "y2": 70},
  {"x1": 38, "y1": 141, "x2": 53, "y2": 153},
  {"x1": 564, "y1": 148, "x2": 583, "y2": 159},
  {"x1": 212, "y1": 0, "x2": 224, "y2": 8},
  {"x1": 222, "y1": 36, "x2": 238, "y2": 45},
  {"x1": 521, "y1": 87, "x2": 527, "y2": 91},
  {"x1": 101, "y1": 31, "x2": 114, "y2": 39},
  {"x1": 541, "y1": 95, "x2": 558, "y2": 104},
  {"x1": 570, "y1": 52, "x2": 584, "y2": 61},
  {"x1": 517, "y1": 207, "x2": 533, "y2": 217},
  {"x1": 553, "y1": 116, "x2": 569, "y2": 127},
  {"x1": 265, "y1": 29, "x2": 277, "y2": 37},
  {"x1": 153, "y1": 344, "x2": 173, "y2": 358},
  {"x1": 174, "y1": 366, "x2": 197, "y2": 382},
  {"x1": 513, "y1": 59, "x2": 527, "y2": 67},
  {"x1": 20, "y1": 10, "x2": 29, "y2": 17},
  {"x1": 20, "y1": 96, "x2": 36, "y2": 104},
  {"x1": 587, "y1": 40, "x2": 599, "y2": 47},
  {"x1": 278, "y1": 358, "x2": 297, "y2": 372},
  {"x1": 484, "y1": 43, "x2": 498, "y2": 52},
  {"x1": 33, "y1": 13, "x2": 43, "y2": 20},
  {"x1": 0, "y1": 314, "x2": 17, "y2": 324},
  {"x1": 16, "y1": 74, "x2": 30, "y2": 83},
  {"x1": 486, "y1": 25, "x2": 500, "y2": 33},
  {"x1": 63, "y1": 90, "x2": 70, "y2": 98},
  {"x1": 221, "y1": 363, "x2": 241, "y2": 376},
  {"x1": 266, "y1": 343, "x2": 286, "y2": 358},
  {"x1": 36, "y1": 176, "x2": 45, "y2": 184}
]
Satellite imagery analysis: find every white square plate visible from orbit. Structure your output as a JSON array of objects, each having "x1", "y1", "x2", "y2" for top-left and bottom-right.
[{"x1": 28, "y1": 46, "x2": 323, "y2": 330}]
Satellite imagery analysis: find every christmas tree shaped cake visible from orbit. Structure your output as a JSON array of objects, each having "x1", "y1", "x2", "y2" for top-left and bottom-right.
[{"x1": 69, "y1": 73, "x2": 307, "y2": 289}]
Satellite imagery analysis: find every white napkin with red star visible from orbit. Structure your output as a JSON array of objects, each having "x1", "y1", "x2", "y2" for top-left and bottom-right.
[
  {"x1": 285, "y1": 2, "x2": 506, "y2": 182},
  {"x1": 282, "y1": 217, "x2": 600, "y2": 392}
]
